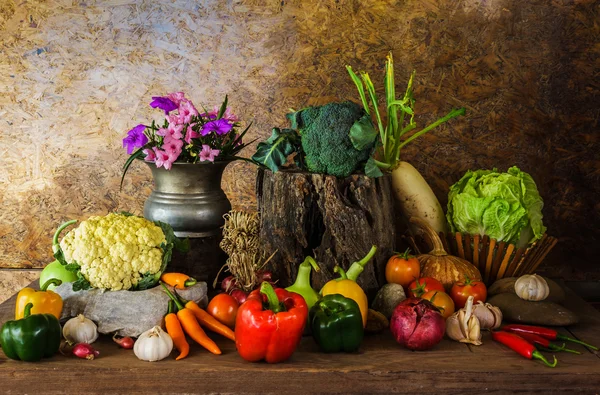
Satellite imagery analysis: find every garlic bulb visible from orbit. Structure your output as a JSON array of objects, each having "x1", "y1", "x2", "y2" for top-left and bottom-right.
[
  {"x1": 63, "y1": 314, "x2": 99, "y2": 344},
  {"x1": 472, "y1": 301, "x2": 503, "y2": 329},
  {"x1": 446, "y1": 296, "x2": 482, "y2": 345},
  {"x1": 515, "y1": 274, "x2": 549, "y2": 301},
  {"x1": 134, "y1": 326, "x2": 173, "y2": 362}
]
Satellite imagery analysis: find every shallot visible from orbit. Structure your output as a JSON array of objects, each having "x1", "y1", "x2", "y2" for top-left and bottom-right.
[
  {"x1": 113, "y1": 334, "x2": 135, "y2": 349},
  {"x1": 230, "y1": 289, "x2": 248, "y2": 304},
  {"x1": 72, "y1": 343, "x2": 100, "y2": 360}
]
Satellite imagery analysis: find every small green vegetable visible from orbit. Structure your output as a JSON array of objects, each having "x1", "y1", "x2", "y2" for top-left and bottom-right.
[
  {"x1": 0, "y1": 303, "x2": 61, "y2": 362},
  {"x1": 310, "y1": 294, "x2": 364, "y2": 353},
  {"x1": 286, "y1": 256, "x2": 321, "y2": 311}
]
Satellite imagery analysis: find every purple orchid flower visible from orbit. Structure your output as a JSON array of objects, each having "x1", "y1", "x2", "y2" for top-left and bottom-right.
[
  {"x1": 150, "y1": 96, "x2": 178, "y2": 114},
  {"x1": 123, "y1": 124, "x2": 148, "y2": 154},
  {"x1": 200, "y1": 118, "x2": 233, "y2": 136}
]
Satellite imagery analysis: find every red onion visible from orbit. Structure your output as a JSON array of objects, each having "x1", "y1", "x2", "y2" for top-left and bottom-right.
[
  {"x1": 230, "y1": 289, "x2": 248, "y2": 305},
  {"x1": 72, "y1": 343, "x2": 100, "y2": 360},
  {"x1": 221, "y1": 276, "x2": 238, "y2": 293},
  {"x1": 113, "y1": 334, "x2": 135, "y2": 349},
  {"x1": 390, "y1": 298, "x2": 445, "y2": 351},
  {"x1": 257, "y1": 270, "x2": 273, "y2": 282}
]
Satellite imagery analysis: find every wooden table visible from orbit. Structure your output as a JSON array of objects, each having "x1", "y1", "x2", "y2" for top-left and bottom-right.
[{"x1": 1, "y1": 284, "x2": 599, "y2": 394}]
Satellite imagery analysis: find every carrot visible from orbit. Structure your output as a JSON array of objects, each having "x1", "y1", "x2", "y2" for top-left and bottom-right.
[
  {"x1": 161, "y1": 273, "x2": 197, "y2": 289},
  {"x1": 164, "y1": 301, "x2": 189, "y2": 360},
  {"x1": 185, "y1": 301, "x2": 235, "y2": 342},
  {"x1": 177, "y1": 308, "x2": 222, "y2": 355}
]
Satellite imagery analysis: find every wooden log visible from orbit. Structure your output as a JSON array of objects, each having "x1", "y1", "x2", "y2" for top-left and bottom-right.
[{"x1": 256, "y1": 168, "x2": 396, "y2": 299}]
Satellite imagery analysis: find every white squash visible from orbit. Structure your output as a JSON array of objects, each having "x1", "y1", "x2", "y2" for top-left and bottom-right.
[
  {"x1": 134, "y1": 326, "x2": 173, "y2": 362},
  {"x1": 514, "y1": 274, "x2": 549, "y2": 301},
  {"x1": 392, "y1": 161, "x2": 447, "y2": 234}
]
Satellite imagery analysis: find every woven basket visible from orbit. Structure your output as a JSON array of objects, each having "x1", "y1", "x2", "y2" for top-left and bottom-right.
[{"x1": 406, "y1": 232, "x2": 557, "y2": 285}]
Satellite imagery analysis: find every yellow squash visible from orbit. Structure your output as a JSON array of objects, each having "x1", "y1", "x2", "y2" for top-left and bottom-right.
[{"x1": 15, "y1": 279, "x2": 63, "y2": 320}]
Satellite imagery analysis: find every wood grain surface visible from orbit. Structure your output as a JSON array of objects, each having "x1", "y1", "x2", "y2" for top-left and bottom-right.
[
  {"x1": 0, "y1": 282, "x2": 599, "y2": 394},
  {"x1": 1, "y1": 0, "x2": 599, "y2": 283}
]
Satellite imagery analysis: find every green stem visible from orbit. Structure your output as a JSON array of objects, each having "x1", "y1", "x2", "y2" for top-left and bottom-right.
[
  {"x1": 532, "y1": 351, "x2": 557, "y2": 368},
  {"x1": 167, "y1": 300, "x2": 175, "y2": 315},
  {"x1": 260, "y1": 282, "x2": 284, "y2": 313},
  {"x1": 373, "y1": 159, "x2": 392, "y2": 170},
  {"x1": 290, "y1": 256, "x2": 320, "y2": 290},
  {"x1": 52, "y1": 220, "x2": 77, "y2": 254},
  {"x1": 397, "y1": 107, "x2": 465, "y2": 150},
  {"x1": 556, "y1": 334, "x2": 598, "y2": 351},
  {"x1": 160, "y1": 282, "x2": 185, "y2": 311},
  {"x1": 184, "y1": 278, "x2": 197, "y2": 287},
  {"x1": 394, "y1": 248, "x2": 413, "y2": 260},
  {"x1": 548, "y1": 343, "x2": 581, "y2": 354},
  {"x1": 334, "y1": 266, "x2": 348, "y2": 280},
  {"x1": 345, "y1": 245, "x2": 377, "y2": 281},
  {"x1": 40, "y1": 278, "x2": 62, "y2": 292},
  {"x1": 23, "y1": 303, "x2": 33, "y2": 319}
]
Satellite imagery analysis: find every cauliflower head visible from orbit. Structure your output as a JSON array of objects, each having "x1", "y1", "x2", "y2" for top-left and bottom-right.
[{"x1": 60, "y1": 213, "x2": 167, "y2": 291}]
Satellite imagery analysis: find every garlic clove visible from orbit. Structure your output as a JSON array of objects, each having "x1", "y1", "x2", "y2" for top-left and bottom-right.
[
  {"x1": 446, "y1": 312, "x2": 464, "y2": 341},
  {"x1": 472, "y1": 301, "x2": 503, "y2": 330}
]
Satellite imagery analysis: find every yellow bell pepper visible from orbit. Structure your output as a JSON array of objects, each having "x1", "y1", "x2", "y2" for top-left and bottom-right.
[
  {"x1": 320, "y1": 246, "x2": 377, "y2": 327},
  {"x1": 15, "y1": 279, "x2": 63, "y2": 320}
]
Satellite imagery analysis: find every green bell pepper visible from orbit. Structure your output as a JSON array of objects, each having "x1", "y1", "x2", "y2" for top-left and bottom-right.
[
  {"x1": 309, "y1": 294, "x2": 364, "y2": 353},
  {"x1": 0, "y1": 303, "x2": 61, "y2": 362}
]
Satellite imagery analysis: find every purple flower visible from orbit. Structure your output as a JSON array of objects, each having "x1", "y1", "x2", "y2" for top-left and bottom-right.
[
  {"x1": 200, "y1": 119, "x2": 233, "y2": 136},
  {"x1": 150, "y1": 96, "x2": 178, "y2": 114},
  {"x1": 123, "y1": 124, "x2": 148, "y2": 155},
  {"x1": 199, "y1": 145, "x2": 220, "y2": 162}
]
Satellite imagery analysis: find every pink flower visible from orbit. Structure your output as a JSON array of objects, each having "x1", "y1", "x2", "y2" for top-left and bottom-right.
[
  {"x1": 143, "y1": 148, "x2": 156, "y2": 161},
  {"x1": 178, "y1": 99, "x2": 199, "y2": 124},
  {"x1": 220, "y1": 106, "x2": 239, "y2": 123},
  {"x1": 157, "y1": 123, "x2": 184, "y2": 142},
  {"x1": 185, "y1": 124, "x2": 199, "y2": 143},
  {"x1": 165, "y1": 114, "x2": 180, "y2": 125},
  {"x1": 199, "y1": 145, "x2": 220, "y2": 162},
  {"x1": 153, "y1": 147, "x2": 171, "y2": 169},
  {"x1": 167, "y1": 92, "x2": 186, "y2": 106}
]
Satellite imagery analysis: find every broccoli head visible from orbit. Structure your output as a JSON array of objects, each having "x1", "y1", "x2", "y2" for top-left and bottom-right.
[{"x1": 287, "y1": 101, "x2": 374, "y2": 178}]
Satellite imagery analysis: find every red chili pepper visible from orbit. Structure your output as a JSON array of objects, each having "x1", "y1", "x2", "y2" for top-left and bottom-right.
[
  {"x1": 508, "y1": 331, "x2": 581, "y2": 354},
  {"x1": 492, "y1": 331, "x2": 557, "y2": 367},
  {"x1": 502, "y1": 324, "x2": 598, "y2": 351},
  {"x1": 235, "y1": 282, "x2": 308, "y2": 363}
]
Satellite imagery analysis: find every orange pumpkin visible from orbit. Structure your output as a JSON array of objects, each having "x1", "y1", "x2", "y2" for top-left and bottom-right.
[{"x1": 410, "y1": 218, "x2": 482, "y2": 292}]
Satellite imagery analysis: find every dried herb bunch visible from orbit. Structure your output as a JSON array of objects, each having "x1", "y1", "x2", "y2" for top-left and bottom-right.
[{"x1": 219, "y1": 211, "x2": 266, "y2": 292}]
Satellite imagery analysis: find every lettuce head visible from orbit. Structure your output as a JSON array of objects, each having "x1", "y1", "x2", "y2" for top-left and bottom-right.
[{"x1": 446, "y1": 166, "x2": 546, "y2": 247}]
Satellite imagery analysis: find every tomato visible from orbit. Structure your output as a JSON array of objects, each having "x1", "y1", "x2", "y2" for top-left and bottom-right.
[
  {"x1": 385, "y1": 249, "x2": 420, "y2": 288},
  {"x1": 207, "y1": 293, "x2": 239, "y2": 328},
  {"x1": 407, "y1": 277, "x2": 445, "y2": 298},
  {"x1": 422, "y1": 290, "x2": 455, "y2": 319},
  {"x1": 450, "y1": 276, "x2": 487, "y2": 309}
]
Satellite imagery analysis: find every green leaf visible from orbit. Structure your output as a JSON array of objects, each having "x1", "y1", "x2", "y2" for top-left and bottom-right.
[
  {"x1": 217, "y1": 95, "x2": 228, "y2": 119},
  {"x1": 364, "y1": 157, "x2": 383, "y2": 178},
  {"x1": 53, "y1": 248, "x2": 68, "y2": 266},
  {"x1": 250, "y1": 128, "x2": 302, "y2": 173},
  {"x1": 346, "y1": 65, "x2": 370, "y2": 115},
  {"x1": 349, "y1": 114, "x2": 378, "y2": 150},
  {"x1": 65, "y1": 263, "x2": 81, "y2": 272},
  {"x1": 72, "y1": 272, "x2": 91, "y2": 292},
  {"x1": 120, "y1": 147, "x2": 145, "y2": 190},
  {"x1": 134, "y1": 272, "x2": 158, "y2": 291}
]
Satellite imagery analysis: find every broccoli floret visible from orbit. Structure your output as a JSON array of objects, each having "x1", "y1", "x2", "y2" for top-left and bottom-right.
[{"x1": 287, "y1": 101, "x2": 374, "y2": 177}]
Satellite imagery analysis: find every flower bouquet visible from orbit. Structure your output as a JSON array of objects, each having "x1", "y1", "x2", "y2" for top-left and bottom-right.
[{"x1": 121, "y1": 92, "x2": 252, "y2": 185}]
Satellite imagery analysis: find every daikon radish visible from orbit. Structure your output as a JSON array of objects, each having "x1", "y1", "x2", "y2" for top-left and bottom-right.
[{"x1": 391, "y1": 161, "x2": 447, "y2": 234}]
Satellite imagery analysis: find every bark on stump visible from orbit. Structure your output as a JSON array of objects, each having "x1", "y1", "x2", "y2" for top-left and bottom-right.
[{"x1": 256, "y1": 168, "x2": 396, "y2": 300}]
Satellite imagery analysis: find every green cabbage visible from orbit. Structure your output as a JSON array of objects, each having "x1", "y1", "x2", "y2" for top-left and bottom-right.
[{"x1": 446, "y1": 166, "x2": 546, "y2": 247}]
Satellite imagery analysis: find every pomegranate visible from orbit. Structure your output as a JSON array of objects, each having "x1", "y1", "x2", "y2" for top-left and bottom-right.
[{"x1": 390, "y1": 298, "x2": 445, "y2": 351}]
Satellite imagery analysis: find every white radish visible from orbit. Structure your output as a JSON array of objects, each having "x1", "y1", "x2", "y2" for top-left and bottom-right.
[{"x1": 391, "y1": 161, "x2": 447, "y2": 234}]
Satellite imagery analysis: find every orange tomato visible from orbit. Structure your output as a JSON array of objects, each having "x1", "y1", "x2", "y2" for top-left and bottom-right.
[
  {"x1": 385, "y1": 249, "x2": 420, "y2": 288},
  {"x1": 421, "y1": 290, "x2": 455, "y2": 319},
  {"x1": 207, "y1": 293, "x2": 239, "y2": 329}
]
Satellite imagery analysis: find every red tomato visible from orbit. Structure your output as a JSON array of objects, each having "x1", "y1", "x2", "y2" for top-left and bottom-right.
[
  {"x1": 207, "y1": 293, "x2": 239, "y2": 328},
  {"x1": 422, "y1": 290, "x2": 455, "y2": 319},
  {"x1": 385, "y1": 249, "x2": 420, "y2": 288},
  {"x1": 450, "y1": 277, "x2": 487, "y2": 309},
  {"x1": 407, "y1": 277, "x2": 445, "y2": 298}
]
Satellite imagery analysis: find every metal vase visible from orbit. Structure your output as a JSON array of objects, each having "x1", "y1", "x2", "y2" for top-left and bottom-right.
[{"x1": 143, "y1": 161, "x2": 232, "y2": 237}]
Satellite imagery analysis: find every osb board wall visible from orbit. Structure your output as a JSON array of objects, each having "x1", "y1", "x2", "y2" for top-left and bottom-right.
[{"x1": 1, "y1": 0, "x2": 598, "y2": 282}]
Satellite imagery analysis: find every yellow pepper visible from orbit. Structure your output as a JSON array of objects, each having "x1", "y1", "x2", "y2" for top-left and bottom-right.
[
  {"x1": 321, "y1": 267, "x2": 369, "y2": 327},
  {"x1": 15, "y1": 279, "x2": 63, "y2": 320}
]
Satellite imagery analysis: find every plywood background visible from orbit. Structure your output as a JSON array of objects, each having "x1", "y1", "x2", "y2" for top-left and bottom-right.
[{"x1": 1, "y1": 0, "x2": 598, "y2": 296}]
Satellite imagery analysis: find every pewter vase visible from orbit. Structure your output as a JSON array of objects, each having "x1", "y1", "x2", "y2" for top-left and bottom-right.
[{"x1": 143, "y1": 161, "x2": 231, "y2": 237}]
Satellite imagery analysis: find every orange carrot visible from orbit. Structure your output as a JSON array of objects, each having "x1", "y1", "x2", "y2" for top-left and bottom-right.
[
  {"x1": 161, "y1": 273, "x2": 197, "y2": 289},
  {"x1": 185, "y1": 301, "x2": 235, "y2": 342},
  {"x1": 164, "y1": 301, "x2": 189, "y2": 360},
  {"x1": 177, "y1": 308, "x2": 222, "y2": 355}
]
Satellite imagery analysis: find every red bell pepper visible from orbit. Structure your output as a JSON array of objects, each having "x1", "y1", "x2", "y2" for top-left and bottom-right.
[{"x1": 235, "y1": 282, "x2": 308, "y2": 363}]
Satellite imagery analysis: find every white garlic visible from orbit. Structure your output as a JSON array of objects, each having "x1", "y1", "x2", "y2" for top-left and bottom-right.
[
  {"x1": 515, "y1": 274, "x2": 549, "y2": 301},
  {"x1": 446, "y1": 295, "x2": 482, "y2": 345},
  {"x1": 134, "y1": 326, "x2": 173, "y2": 362},
  {"x1": 472, "y1": 301, "x2": 503, "y2": 330},
  {"x1": 63, "y1": 314, "x2": 99, "y2": 344}
]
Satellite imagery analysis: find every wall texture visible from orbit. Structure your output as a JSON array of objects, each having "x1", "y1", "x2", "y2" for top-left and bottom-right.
[{"x1": 1, "y1": 0, "x2": 598, "y2": 300}]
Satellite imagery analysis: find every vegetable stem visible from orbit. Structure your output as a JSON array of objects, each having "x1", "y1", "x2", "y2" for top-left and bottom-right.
[
  {"x1": 260, "y1": 282, "x2": 284, "y2": 313},
  {"x1": 52, "y1": 220, "x2": 77, "y2": 254},
  {"x1": 40, "y1": 278, "x2": 62, "y2": 292}
]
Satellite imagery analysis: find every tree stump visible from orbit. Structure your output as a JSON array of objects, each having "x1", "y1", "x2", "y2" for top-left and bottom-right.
[{"x1": 256, "y1": 168, "x2": 396, "y2": 299}]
